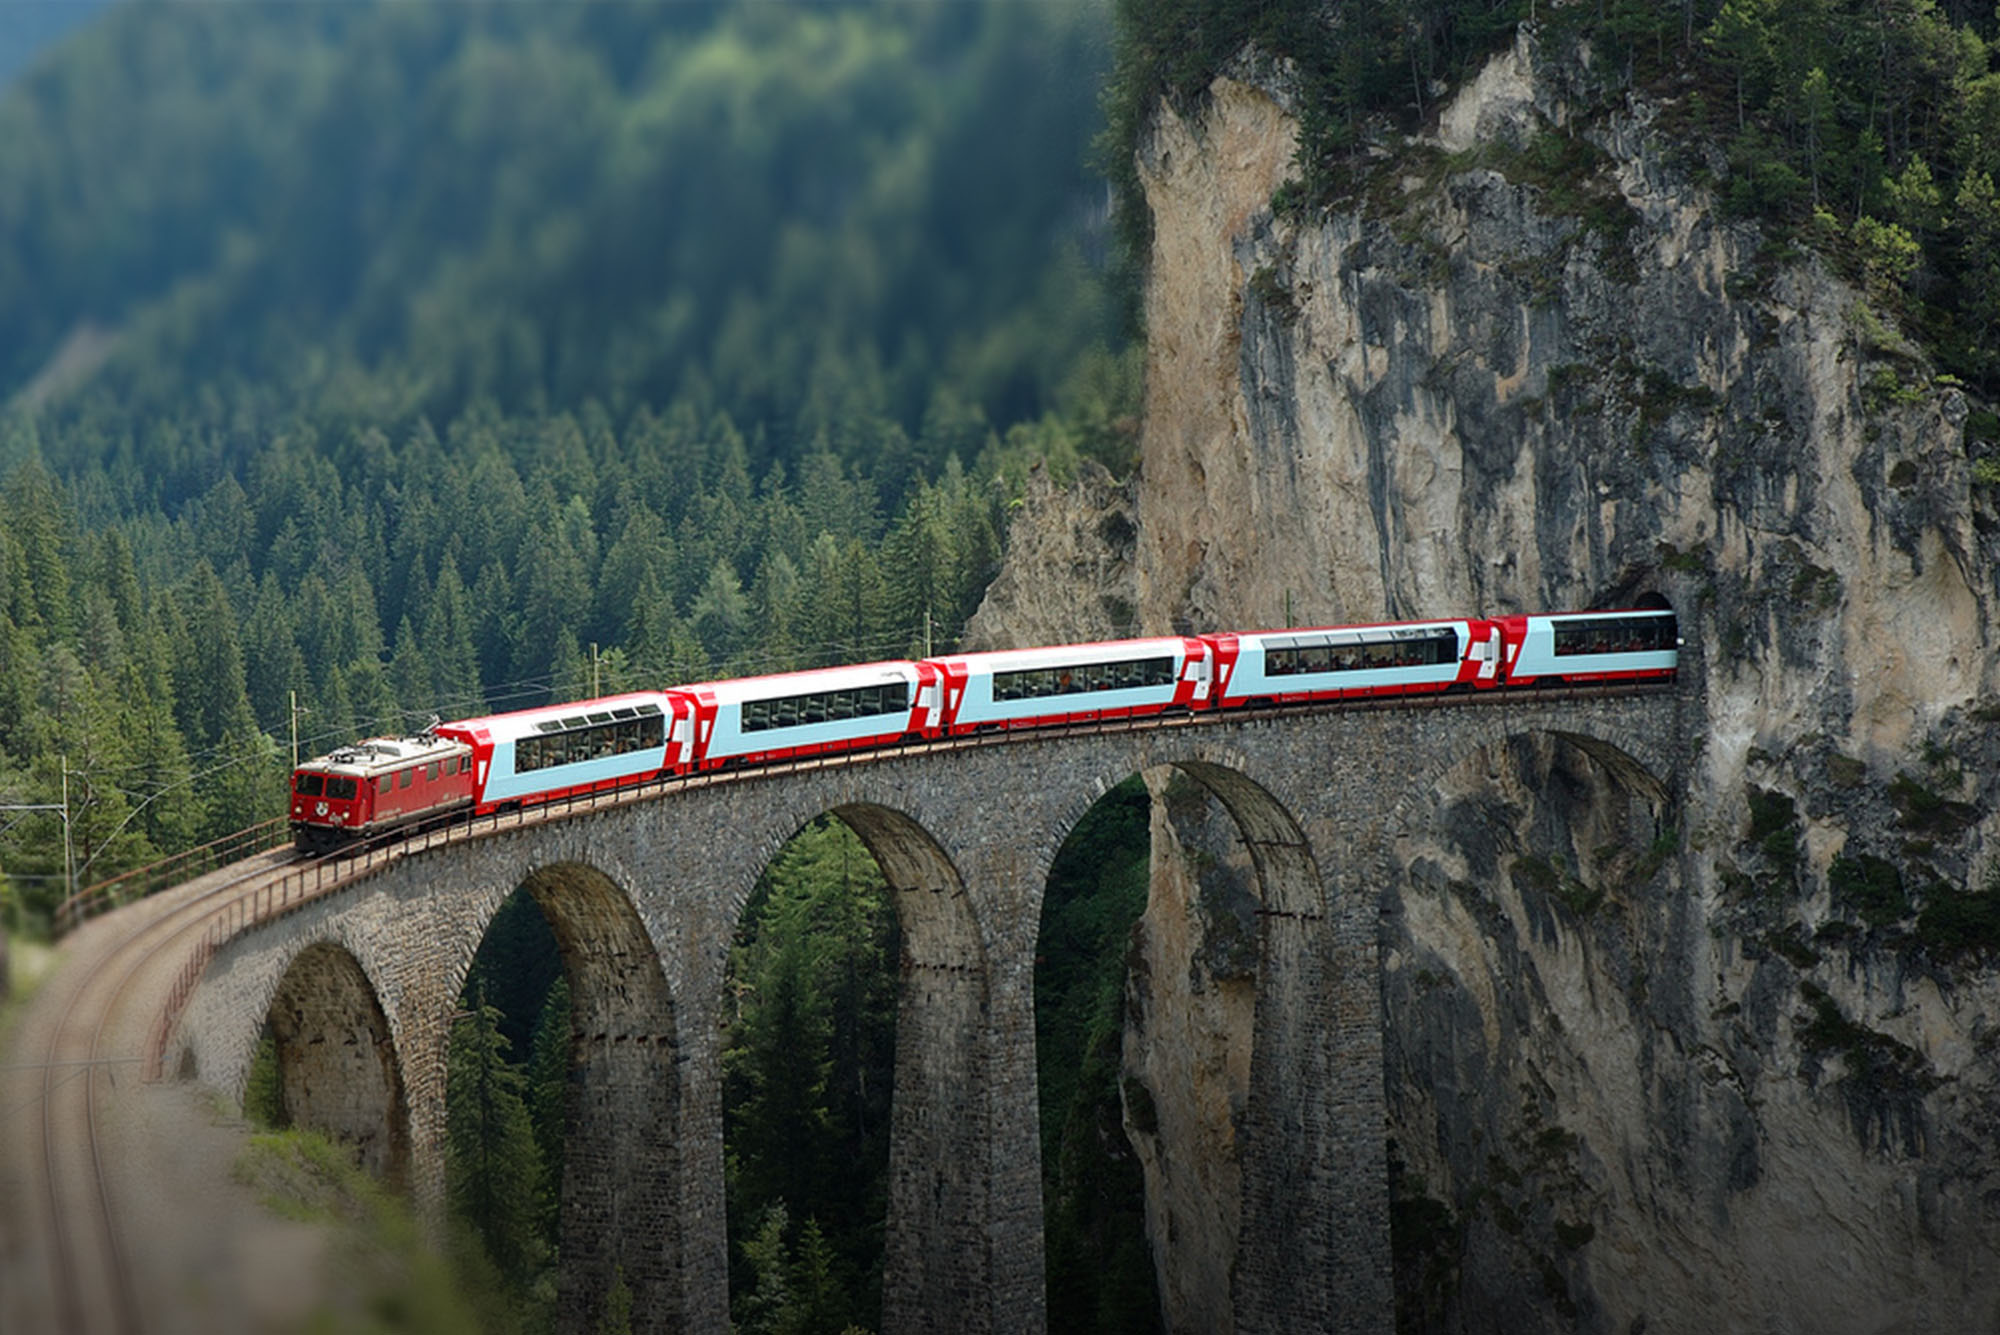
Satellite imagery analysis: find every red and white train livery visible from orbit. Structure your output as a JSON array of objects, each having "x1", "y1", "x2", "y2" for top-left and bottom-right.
[{"x1": 288, "y1": 606, "x2": 1678, "y2": 852}]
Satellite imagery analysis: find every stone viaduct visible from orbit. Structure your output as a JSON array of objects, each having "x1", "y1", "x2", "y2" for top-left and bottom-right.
[{"x1": 169, "y1": 686, "x2": 1686, "y2": 1335}]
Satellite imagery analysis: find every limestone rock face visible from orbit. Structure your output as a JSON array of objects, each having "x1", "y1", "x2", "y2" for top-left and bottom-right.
[
  {"x1": 1114, "y1": 26, "x2": 2000, "y2": 1335},
  {"x1": 959, "y1": 460, "x2": 1139, "y2": 652}
]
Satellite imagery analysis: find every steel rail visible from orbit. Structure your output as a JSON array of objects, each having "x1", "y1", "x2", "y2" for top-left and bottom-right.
[{"x1": 24, "y1": 847, "x2": 303, "y2": 1334}]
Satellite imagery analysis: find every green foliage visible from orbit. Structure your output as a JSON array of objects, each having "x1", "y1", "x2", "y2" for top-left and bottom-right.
[
  {"x1": 447, "y1": 987, "x2": 549, "y2": 1296},
  {"x1": 723, "y1": 817, "x2": 899, "y2": 1334},
  {"x1": 1036, "y1": 775, "x2": 1160, "y2": 1334},
  {"x1": 0, "y1": 4, "x2": 1121, "y2": 445},
  {"x1": 243, "y1": 1030, "x2": 286, "y2": 1130},
  {"x1": 234, "y1": 1127, "x2": 515, "y2": 1334},
  {"x1": 1887, "y1": 771, "x2": 1980, "y2": 837},
  {"x1": 1828, "y1": 853, "x2": 1908, "y2": 926},
  {"x1": 1745, "y1": 785, "x2": 1800, "y2": 870},
  {"x1": 1913, "y1": 866, "x2": 2000, "y2": 959}
]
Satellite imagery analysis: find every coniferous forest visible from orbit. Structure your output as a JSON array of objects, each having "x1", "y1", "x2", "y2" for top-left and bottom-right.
[{"x1": 2, "y1": 2, "x2": 1155, "y2": 1331}]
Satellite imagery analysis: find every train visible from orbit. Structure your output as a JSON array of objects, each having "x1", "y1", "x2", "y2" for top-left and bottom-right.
[{"x1": 287, "y1": 605, "x2": 1679, "y2": 853}]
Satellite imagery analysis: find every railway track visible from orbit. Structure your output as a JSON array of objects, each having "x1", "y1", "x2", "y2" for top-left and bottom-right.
[{"x1": 1, "y1": 847, "x2": 301, "y2": 1335}]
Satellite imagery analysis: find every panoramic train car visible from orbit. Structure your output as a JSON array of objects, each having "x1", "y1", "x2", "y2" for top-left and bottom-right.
[
  {"x1": 929, "y1": 635, "x2": 1213, "y2": 733},
  {"x1": 681, "y1": 659, "x2": 939, "y2": 770},
  {"x1": 1207, "y1": 619, "x2": 1494, "y2": 707},
  {"x1": 436, "y1": 691, "x2": 691, "y2": 813},
  {"x1": 289, "y1": 731, "x2": 477, "y2": 853},
  {"x1": 1494, "y1": 608, "x2": 1680, "y2": 686}
]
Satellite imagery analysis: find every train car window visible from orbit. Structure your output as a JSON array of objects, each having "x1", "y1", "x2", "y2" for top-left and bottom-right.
[
  {"x1": 428, "y1": 762, "x2": 440, "y2": 781},
  {"x1": 516, "y1": 710, "x2": 671, "y2": 768},
  {"x1": 379, "y1": 775, "x2": 393, "y2": 794},
  {"x1": 992, "y1": 656, "x2": 1174, "y2": 699},
  {"x1": 400, "y1": 769, "x2": 413, "y2": 789},
  {"x1": 1552, "y1": 614, "x2": 1677, "y2": 656},
  {"x1": 295, "y1": 772, "x2": 325, "y2": 796},
  {"x1": 1269, "y1": 629, "x2": 1456, "y2": 675},
  {"x1": 328, "y1": 777, "x2": 359, "y2": 801},
  {"x1": 740, "y1": 682, "x2": 912, "y2": 732}
]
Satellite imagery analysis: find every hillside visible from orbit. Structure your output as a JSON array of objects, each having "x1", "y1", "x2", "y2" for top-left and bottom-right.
[
  {"x1": 0, "y1": 0, "x2": 1136, "y2": 925},
  {"x1": 962, "y1": 1, "x2": 2000, "y2": 1329}
]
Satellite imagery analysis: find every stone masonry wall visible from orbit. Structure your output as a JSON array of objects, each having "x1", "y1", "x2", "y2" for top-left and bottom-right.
[{"x1": 173, "y1": 686, "x2": 1684, "y2": 1335}]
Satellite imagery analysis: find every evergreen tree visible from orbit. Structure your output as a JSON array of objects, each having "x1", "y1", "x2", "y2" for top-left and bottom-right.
[
  {"x1": 424, "y1": 555, "x2": 486, "y2": 716},
  {"x1": 447, "y1": 987, "x2": 548, "y2": 1280},
  {"x1": 172, "y1": 562, "x2": 255, "y2": 748},
  {"x1": 691, "y1": 558, "x2": 752, "y2": 669}
]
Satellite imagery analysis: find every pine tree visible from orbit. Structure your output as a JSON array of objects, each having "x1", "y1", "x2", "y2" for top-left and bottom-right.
[
  {"x1": 424, "y1": 556, "x2": 486, "y2": 717},
  {"x1": 527, "y1": 972, "x2": 571, "y2": 1247},
  {"x1": 447, "y1": 987, "x2": 548, "y2": 1279}
]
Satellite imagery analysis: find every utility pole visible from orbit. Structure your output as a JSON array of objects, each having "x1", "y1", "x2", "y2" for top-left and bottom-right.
[
  {"x1": 60, "y1": 755, "x2": 74, "y2": 909},
  {"x1": 289, "y1": 690, "x2": 310, "y2": 770},
  {"x1": 591, "y1": 641, "x2": 601, "y2": 698}
]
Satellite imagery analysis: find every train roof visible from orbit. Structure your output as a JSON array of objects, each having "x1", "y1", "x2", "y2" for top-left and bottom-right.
[
  {"x1": 1226, "y1": 619, "x2": 1469, "y2": 646},
  {"x1": 681, "y1": 659, "x2": 920, "y2": 706},
  {"x1": 930, "y1": 635, "x2": 1196, "y2": 673},
  {"x1": 439, "y1": 691, "x2": 678, "y2": 744},
  {"x1": 300, "y1": 731, "x2": 469, "y2": 776}
]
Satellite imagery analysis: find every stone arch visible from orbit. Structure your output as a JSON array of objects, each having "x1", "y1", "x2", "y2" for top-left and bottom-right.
[
  {"x1": 1038, "y1": 749, "x2": 1332, "y2": 1335},
  {"x1": 725, "y1": 797, "x2": 989, "y2": 1335},
  {"x1": 264, "y1": 940, "x2": 410, "y2": 1187},
  {"x1": 496, "y1": 859, "x2": 681, "y2": 1335}
]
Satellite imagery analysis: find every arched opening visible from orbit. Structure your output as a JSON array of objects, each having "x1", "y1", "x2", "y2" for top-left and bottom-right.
[
  {"x1": 1047, "y1": 760, "x2": 1326, "y2": 1335},
  {"x1": 1036, "y1": 774, "x2": 1160, "y2": 1333},
  {"x1": 447, "y1": 863, "x2": 679, "y2": 1335},
  {"x1": 1382, "y1": 730, "x2": 1673, "y2": 1332},
  {"x1": 720, "y1": 800, "x2": 987, "y2": 1334},
  {"x1": 445, "y1": 889, "x2": 566, "y2": 1321},
  {"x1": 722, "y1": 814, "x2": 901, "y2": 1334},
  {"x1": 253, "y1": 942, "x2": 409, "y2": 1188}
]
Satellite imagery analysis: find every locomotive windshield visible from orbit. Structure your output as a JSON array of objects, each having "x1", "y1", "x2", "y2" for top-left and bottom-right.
[
  {"x1": 326, "y1": 776, "x2": 359, "y2": 801},
  {"x1": 294, "y1": 772, "x2": 324, "y2": 796}
]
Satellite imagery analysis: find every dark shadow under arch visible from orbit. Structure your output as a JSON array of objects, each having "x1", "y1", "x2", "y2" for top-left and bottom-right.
[
  {"x1": 510, "y1": 861, "x2": 680, "y2": 1335},
  {"x1": 1052, "y1": 757, "x2": 1329, "y2": 1335},
  {"x1": 1381, "y1": 725, "x2": 1677, "y2": 1332},
  {"x1": 821, "y1": 801, "x2": 991, "y2": 1334},
  {"x1": 265, "y1": 941, "x2": 410, "y2": 1188}
]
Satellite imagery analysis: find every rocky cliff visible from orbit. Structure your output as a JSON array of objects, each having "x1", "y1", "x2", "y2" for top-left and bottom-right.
[{"x1": 981, "y1": 25, "x2": 2000, "y2": 1334}]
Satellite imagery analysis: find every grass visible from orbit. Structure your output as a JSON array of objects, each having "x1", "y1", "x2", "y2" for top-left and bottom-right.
[{"x1": 233, "y1": 1130, "x2": 532, "y2": 1335}]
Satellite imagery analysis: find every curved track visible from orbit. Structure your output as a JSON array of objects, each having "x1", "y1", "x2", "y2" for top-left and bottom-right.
[{"x1": 1, "y1": 847, "x2": 300, "y2": 1335}]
